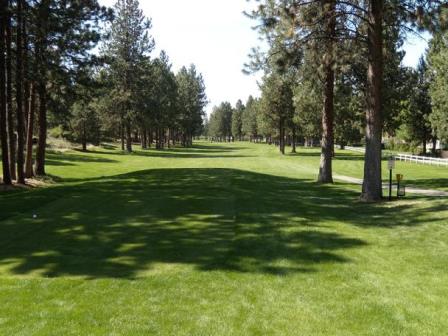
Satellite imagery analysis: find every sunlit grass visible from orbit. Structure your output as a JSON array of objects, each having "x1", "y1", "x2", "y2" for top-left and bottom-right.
[{"x1": 0, "y1": 141, "x2": 447, "y2": 335}]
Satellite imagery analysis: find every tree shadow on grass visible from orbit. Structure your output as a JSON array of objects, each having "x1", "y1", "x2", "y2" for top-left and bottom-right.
[
  {"x1": 86, "y1": 143, "x2": 249, "y2": 158},
  {"x1": 46, "y1": 152, "x2": 119, "y2": 164},
  {"x1": 45, "y1": 159, "x2": 76, "y2": 166},
  {"x1": 286, "y1": 151, "x2": 365, "y2": 161},
  {"x1": 87, "y1": 149, "x2": 253, "y2": 159},
  {"x1": 100, "y1": 143, "x2": 118, "y2": 150},
  {"x1": 334, "y1": 154, "x2": 366, "y2": 161},
  {"x1": 0, "y1": 168, "x2": 443, "y2": 279},
  {"x1": 407, "y1": 178, "x2": 448, "y2": 191}
]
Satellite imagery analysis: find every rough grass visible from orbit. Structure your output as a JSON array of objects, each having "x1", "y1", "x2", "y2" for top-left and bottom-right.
[{"x1": 0, "y1": 141, "x2": 447, "y2": 335}]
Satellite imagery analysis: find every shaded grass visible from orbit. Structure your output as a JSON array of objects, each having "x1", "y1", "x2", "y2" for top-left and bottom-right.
[
  {"x1": 0, "y1": 141, "x2": 447, "y2": 335},
  {"x1": 0, "y1": 169, "x2": 369, "y2": 278}
]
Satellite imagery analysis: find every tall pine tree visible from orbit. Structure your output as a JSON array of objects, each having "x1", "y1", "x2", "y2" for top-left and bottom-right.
[{"x1": 104, "y1": 0, "x2": 155, "y2": 152}]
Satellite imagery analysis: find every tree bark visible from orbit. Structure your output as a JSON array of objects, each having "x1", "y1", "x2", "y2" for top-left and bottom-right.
[
  {"x1": 25, "y1": 15, "x2": 39, "y2": 178},
  {"x1": 147, "y1": 128, "x2": 152, "y2": 148},
  {"x1": 120, "y1": 123, "x2": 125, "y2": 150},
  {"x1": 125, "y1": 121, "x2": 132, "y2": 152},
  {"x1": 16, "y1": 0, "x2": 25, "y2": 184},
  {"x1": 35, "y1": 80, "x2": 47, "y2": 176},
  {"x1": 291, "y1": 127, "x2": 297, "y2": 153},
  {"x1": 141, "y1": 127, "x2": 147, "y2": 149},
  {"x1": 22, "y1": 4, "x2": 29, "y2": 131},
  {"x1": 318, "y1": 0, "x2": 336, "y2": 184},
  {"x1": 318, "y1": 64, "x2": 335, "y2": 183},
  {"x1": 361, "y1": 0, "x2": 384, "y2": 202},
  {"x1": 431, "y1": 137, "x2": 437, "y2": 155},
  {"x1": 172, "y1": 129, "x2": 176, "y2": 146},
  {"x1": 6, "y1": 9, "x2": 16, "y2": 180},
  {"x1": 81, "y1": 122, "x2": 87, "y2": 151},
  {"x1": 279, "y1": 118, "x2": 285, "y2": 155},
  {"x1": 0, "y1": 0, "x2": 12, "y2": 185},
  {"x1": 34, "y1": 1, "x2": 49, "y2": 176},
  {"x1": 422, "y1": 138, "x2": 427, "y2": 155},
  {"x1": 25, "y1": 83, "x2": 36, "y2": 178}
]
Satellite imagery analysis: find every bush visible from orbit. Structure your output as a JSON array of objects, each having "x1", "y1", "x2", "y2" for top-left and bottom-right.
[
  {"x1": 384, "y1": 139, "x2": 419, "y2": 154},
  {"x1": 49, "y1": 126, "x2": 67, "y2": 139}
]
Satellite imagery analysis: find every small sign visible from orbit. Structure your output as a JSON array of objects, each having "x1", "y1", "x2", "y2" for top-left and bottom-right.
[{"x1": 388, "y1": 157, "x2": 395, "y2": 170}]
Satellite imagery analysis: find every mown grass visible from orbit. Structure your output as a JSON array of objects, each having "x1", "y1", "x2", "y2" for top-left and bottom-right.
[
  {"x1": 0, "y1": 141, "x2": 447, "y2": 335},
  {"x1": 330, "y1": 149, "x2": 448, "y2": 191}
]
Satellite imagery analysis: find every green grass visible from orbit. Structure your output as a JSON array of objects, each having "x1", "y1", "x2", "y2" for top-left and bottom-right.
[
  {"x1": 0, "y1": 142, "x2": 447, "y2": 335},
  {"x1": 331, "y1": 150, "x2": 448, "y2": 191}
]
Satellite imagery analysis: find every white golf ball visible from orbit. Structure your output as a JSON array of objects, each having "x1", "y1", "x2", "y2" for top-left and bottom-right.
[{"x1": 33, "y1": 214, "x2": 37, "y2": 219}]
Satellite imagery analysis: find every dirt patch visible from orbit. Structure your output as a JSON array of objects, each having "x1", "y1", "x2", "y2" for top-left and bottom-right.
[{"x1": 0, "y1": 177, "x2": 54, "y2": 191}]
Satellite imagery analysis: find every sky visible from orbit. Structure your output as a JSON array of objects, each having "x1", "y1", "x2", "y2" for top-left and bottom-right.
[{"x1": 99, "y1": 0, "x2": 429, "y2": 115}]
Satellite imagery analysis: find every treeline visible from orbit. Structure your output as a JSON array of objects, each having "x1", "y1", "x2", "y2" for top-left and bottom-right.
[
  {"x1": 207, "y1": 52, "x2": 442, "y2": 154},
  {"x1": 97, "y1": 0, "x2": 207, "y2": 153},
  {"x1": 0, "y1": 0, "x2": 109, "y2": 185},
  {"x1": 238, "y1": 0, "x2": 446, "y2": 201},
  {"x1": 0, "y1": 0, "x2": 207, "y2": 186}
]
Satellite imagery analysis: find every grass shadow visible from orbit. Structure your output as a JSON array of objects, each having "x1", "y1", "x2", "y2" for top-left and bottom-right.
[
  {"x1": 100, "y1": 143, "x2": 118, "y2": 150},
  {"x1": 407, "y1": 178, "x2": 448, "y2": 191},
  {"x1": 47, "y1": 152, "x2": 119, "y2": 164},
  {"x1": 0, "y1": 168, "x2": 369, "y2": 278},
  {"x1": 1, "y1": 168, "x2": 443, "y2": 279},
  {"x1": 87, "y1": 149, "x2": 252, "y2": 159}
]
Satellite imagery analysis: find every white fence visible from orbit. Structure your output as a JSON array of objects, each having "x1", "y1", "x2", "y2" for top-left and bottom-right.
[
  {"x1": 343, "y1": 146, "x2": 365, "y2": 153},
  {"x1": 342, "y1": 146, "x2": 448, "y2": 167},
  {"x1": 396, "y1": 153, "x2": 448, "y2": 167},
  {"x1": 343, "y1": 146, "x2": 394, "y2": 158}
]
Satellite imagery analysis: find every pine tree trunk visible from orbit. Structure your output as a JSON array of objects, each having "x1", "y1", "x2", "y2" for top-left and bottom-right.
[
  {"x1": 22, "y1": 5, "x2": 29, "y2": 131},
  {"x1": 291, "y1": 127, "x2": 297, "y2": 153},
  {"x1": 361, "y1": 0, "x2": 384, "y2": 202},
  {"x1": 422, "y1": 139, "x2": 427, "y2": 155},
  {"x1": 279, "y1": 118, "x2": 285, "y2": 155},
  {"x1": 16, "y1": 0, "x2": 25, "y2": 184},
  {"x1": 164, "y1": 129, "x2": 167, "y2": 148},
  {"x1": 6, "y1": 10, "x2": 16, "y2": 180},
  {"x1": 82, "y1": 122, "x2": 87, "y2": 151},
  {"x1": 25, "y1": 83, "x2": 36, "y2": 178},
  {"x1": 35, "y1": 81, "x2": 47, "y2": 176},
  {"x1": 34, "y1": 2, "x2": 49, "y2": 176},
  {"x1": 317, "y1": 0, "x2": 336, "y2": 184},
  {"x1": 159, "y1": 129, "x2": 162, "y2": 149},
  {"x1": 160, "y1": 128, "x2": 164, "y2": 149},
  {"x1": 141, "y1": 127, "x2": 147, "y2": 149},
  {"x1": 125, "y1": 122, "x2": 132, "y2": 152},
  {"x1": 167, "y1": 129, "x2": 171, "y2": 148},
  {"x1": 145, "y1": 129, "x2": 148, "y2": 148},
  {"x1": 120, "y1": 123, "x2": 125, "y2": 150},
  {"x1": 318, "y1": 65, "x2": 335, "y2": 183},
  {"x1": 0, "y1": 0, "x2": 12, "y2": 185},
  {"x1": 432, "y1": 137, "x2": 437, "y2": 155}
]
